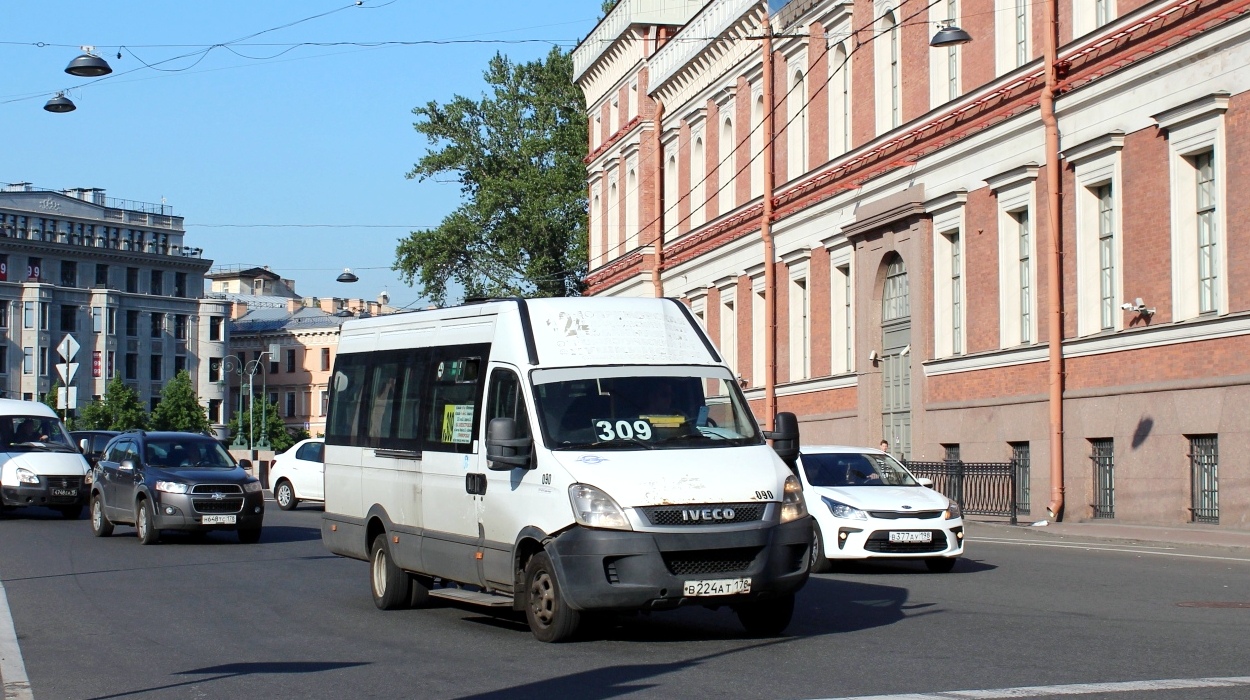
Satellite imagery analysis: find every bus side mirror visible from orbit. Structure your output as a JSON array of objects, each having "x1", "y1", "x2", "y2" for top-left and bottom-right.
[
  {"x1": 486, "y1": 418, "x2": 533, "y2": 471},
  {"x1": 763, "y1": 412, "x2": 800, "y2": 467}
]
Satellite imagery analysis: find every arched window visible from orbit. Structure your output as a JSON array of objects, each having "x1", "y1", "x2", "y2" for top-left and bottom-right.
[
  {"x1": 664, "y1": 154, "x2": 678, "y2": 238},
  {"x1": 625, "y1": 168, "x2": 638, "y2": 250},
  {"x1": 830, "y1": 43, "x2": 850, "y2": 157},
  {"x1": 607, "y1": 181, "x2": 619, "y2": 258},
  {"x1": 752, "y1": 94, "x2": 765, "y2": 198},
  {"x1": 875, "y1": 10, "x2": 901, "y2": 133},
  {"x1": 720, "y1": 116, "x2": 736, "y2": 211},
  {"x1": 590, "y1": 193, "x2": 601, "y2": 265},
  {"x1": 788, "y1": 68, "x2": 807, "y2": 178}
]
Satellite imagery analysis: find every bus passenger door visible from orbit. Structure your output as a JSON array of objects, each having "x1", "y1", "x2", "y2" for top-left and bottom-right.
[{"x1": 479, "y1": 366, "x2": 536, "y2": 592}]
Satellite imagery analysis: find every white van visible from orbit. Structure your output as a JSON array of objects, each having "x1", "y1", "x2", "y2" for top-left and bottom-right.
[
  {"x1": 321, "y1": 297, "x2": 812, "y2": 641},
  {"x1": 0, "y1": 399, "x2": 92, "y2": 519}
]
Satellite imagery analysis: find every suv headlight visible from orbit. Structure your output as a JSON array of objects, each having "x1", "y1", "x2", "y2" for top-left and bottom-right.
[
  {"x1": 568, "y1": 484, "x2": 632, "y2": 530},
  {"x1": 242, "y1": 480, "x2": 262, "y2": 493},
  {"x1": 155, "y1": 481, "x2": 189, "y2": 494},
  {"x1": 944, "y1": 501, "x2": 963, "y2": 520},
  {"x1": 780, "y1": 475, "x2": 808, "y2": 523},
  {"x1": 822, "y1": 496, "x2": 867, "y2": 520},
  {"x1": 16, "y1": 468, "x2": 39, "y2": 485}
]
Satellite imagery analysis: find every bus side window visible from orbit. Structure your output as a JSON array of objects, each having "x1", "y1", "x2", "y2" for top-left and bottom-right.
[
  {"x1": 326, "y1": 354, "x2": 368, "y2": 445},
  {"x1": 485, "y1": 368, "x2": 530, "y2": 440},
  {"x1": 421, "y1": 345, "x2": 490, "y2": 453}
]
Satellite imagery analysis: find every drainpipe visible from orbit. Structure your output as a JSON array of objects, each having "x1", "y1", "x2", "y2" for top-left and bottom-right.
[
  {"x1": 761, "y1": 16, "x2": 778, "y2": 430},
  {"x1": 652, "y1": 99, "x2": 666, "y2": 298},
  {"x1": 1041, "y1": 0, "x2": 1065, "y2": 521}
]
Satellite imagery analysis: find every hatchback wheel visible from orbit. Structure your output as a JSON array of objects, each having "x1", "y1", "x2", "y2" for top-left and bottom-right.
[{"x1": 810, "y1": 527, "x2": 832, "y2": 574}]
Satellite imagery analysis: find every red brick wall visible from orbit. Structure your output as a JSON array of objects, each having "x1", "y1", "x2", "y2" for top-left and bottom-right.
[
  {"x1": 776, "y1": 259, "x2": 791, "y2": 383},
  {"x1": 773, "y1": 49, "x2": 789, "y2": 184},
  {"x1": 902, "y1": 0, "x2": 931, "y2": 124},
  {"x1": 961, "y1": 0, "x2": 996, "y2": 95},
  {"x1": 735, "y1": 76, "x2": 753, "y2": 205},
  {"x1": 964, "y1": 186, "x2": 1000, "y2": 352},
  {"x1": 737, "y1": 275, "x2": 753, "y2": 381},
  {"x1": 705, "y1": 99, "x2": 721, "y2": 222},
  {"x1": 810, "y1": 246, "x2": 832, "y2": 377},
  {"x1": 1226, "y1": 91, "x2": 1250, "y2": 312},
  {"x1": 1121, "y1": 126, "x2": 1172, "y2": 322},
  {"x1": 1067, "y1": 335, "x2": 1250, "y2": 391},
  {"x1": 807, "y1": 24, "x2": 830, "y2": 167},
  {"x1": 929, "y1": 361, "x2": 1049, "y2": 403},
  {"x1": 775, "y1": 386, "x2": 857, "y2": 415},
  {"x1": 852, "y1": 0, "x2": 875, "y2": 148},
  {"x1": 1035, "y1": 164, "x2": 1052, "y2": 344},
  {"x1": 678, "y1": 121, "x2": 691, "y2": 235}
]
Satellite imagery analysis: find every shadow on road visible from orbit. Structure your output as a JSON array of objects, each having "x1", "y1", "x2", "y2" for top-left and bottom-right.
[
  {"x1": 84, "y1": 661, "x2": 370, "y2": 700},
  {"x1": 821, "y1": 556, "x2": 996, "y2": 576}
]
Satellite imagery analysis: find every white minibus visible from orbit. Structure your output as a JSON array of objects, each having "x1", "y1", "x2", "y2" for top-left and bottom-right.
[
  {"x1": 0, "y1": 399, "x2": 92, "y2": 518},
  {"x1": 321, "y1": 297, "x2": 812, "y2": 641}
]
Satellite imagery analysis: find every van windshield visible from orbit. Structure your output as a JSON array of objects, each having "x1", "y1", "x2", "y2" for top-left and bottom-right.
[
  {"x1": 532, "y1": 366, "x2": 762, "y2": 450},
  {"x1": 1, "y1": 415, "x2": 77, "y2": 453}
]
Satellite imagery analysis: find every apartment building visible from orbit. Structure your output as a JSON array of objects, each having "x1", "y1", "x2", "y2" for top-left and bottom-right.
[
  {"x1": 0, "y1": 183, "x2": 225, "y2": 416},
  {"x1": 573, "y1": 0, "x2": 1248, "y2": 526}
]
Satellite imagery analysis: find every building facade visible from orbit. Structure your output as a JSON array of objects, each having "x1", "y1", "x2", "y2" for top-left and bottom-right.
[
  {"x1": 0, "y1": 183, "x2": 223, "y2": 417},
  {"x1": 207, "y1": 266, "x2": 392, "y2": 440},
  {"x1": 574, "y1": 0, "x2": 1250, "y2": 527}
]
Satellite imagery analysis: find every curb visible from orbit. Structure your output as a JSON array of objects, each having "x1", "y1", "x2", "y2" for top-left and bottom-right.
[{"x1": 967, "y1": 518, "x2": 1250, "y2": 551}]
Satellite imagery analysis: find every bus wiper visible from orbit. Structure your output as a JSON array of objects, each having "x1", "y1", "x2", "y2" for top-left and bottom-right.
[{"x1": 576, "y1": 437, "x2": 655, "y2": 450}]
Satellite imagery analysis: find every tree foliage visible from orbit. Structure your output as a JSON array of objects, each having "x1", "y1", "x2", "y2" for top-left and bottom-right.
[
  {"x1": 150, "y1": 370, "x2": 211, "y2": 433},
  {"x1": 396, "y1": 46, "x2": 588, "y2": 304},
  {"x1": 226, "y1": 399, "x2": 300, "y2": 453},
  {"x1": 42, "y1": 379, "x2": 61, "y2": 414},
  {"x1": 77, "y1": 377, "x2": 148, "y2": 431}
]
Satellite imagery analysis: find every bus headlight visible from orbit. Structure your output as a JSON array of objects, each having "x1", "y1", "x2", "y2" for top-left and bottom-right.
[
  {"x1": 568, "y1": 484, "x2": 632, "y2": 531},
  {"x1": 780, "y1": 475, "x2": 808, "y2": 523},
  {"x1": 16, "y1": 468, "x2": 39, "y2": 485}
]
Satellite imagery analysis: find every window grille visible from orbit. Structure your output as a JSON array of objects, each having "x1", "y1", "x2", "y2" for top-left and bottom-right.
[
  {"x1": 1091, "y1": 438, "x2": 1115, "y2": 519},
  {"x1": 1189, "y1": 435, "x2": 1218, "y2": 524},
  {"x1": 1011, "y1": 442, "x2": 1031, "y2": 515}
]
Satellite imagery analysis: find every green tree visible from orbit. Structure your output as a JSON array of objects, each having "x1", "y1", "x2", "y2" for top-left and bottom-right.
[
  {"x1": 42, "y1": 379, "x2": 61, "y2": 413},
  {"x1": 396, "y1": 46, "x2": 588, "y2": 304},
  {"x1": 78, "y1": 376, "x2": 148, "y2": 431},
  {"x1": 149, "y1": 370, "x2": 211, "y2": 433},
  {"x1": 227, "y1": 399, "x2": 299, "y2": 453}
]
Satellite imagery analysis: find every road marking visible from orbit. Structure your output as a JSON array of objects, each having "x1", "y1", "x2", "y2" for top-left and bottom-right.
[
  {"x1": 0, "y1": 577, "x2": 33, "y2": 700},
  {"x1": 971, "y1": 537, "x2": 1250, "y2": 563},
  {"x1": 812, "y1": 675, "x2": 1250, "y2": 699}
]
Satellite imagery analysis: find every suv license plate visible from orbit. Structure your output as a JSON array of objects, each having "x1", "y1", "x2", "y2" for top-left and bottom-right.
[
  {"x1": 683, "y1": 577, "x2": 751, "y2": 597},
  {"x1": 202, "y1": 515, "x2": 237, "y2": 525},
  {"x1": 889, "y1": 531, "x2": 932, "y2": 543},
  {"x1": 51, "y1": 488, "x2": 77, "y2": 497}
]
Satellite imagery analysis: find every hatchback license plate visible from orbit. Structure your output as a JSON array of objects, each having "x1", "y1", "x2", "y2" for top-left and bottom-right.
[
  {"x1": 51, "y1": 488, "x2": 77, "y2": 497},
  {"x1": 683, "y1": 577, "x2": 751, "y2": 597},
  {"x1": 889, "y1": 531, "x2": 932, "y2": 543},
  {"x1": 202, "y1": 515, "x2": 237, "y2": 525}
]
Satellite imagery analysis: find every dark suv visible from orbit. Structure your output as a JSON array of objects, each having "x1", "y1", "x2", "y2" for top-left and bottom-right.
[
  {"x1": 70, "y1": 430, "x2": 121, "y2": 467},
  {"x1": 89, "y1": 430, "x2": 264, "y2": 544}
]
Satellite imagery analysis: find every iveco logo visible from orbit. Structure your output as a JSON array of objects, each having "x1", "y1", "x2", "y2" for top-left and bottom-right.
[
  {"x1": 212, "y1": 492, "x2": 225, "y2": 501},
  {"x1": 681, "y1": 507, "x2": 736, "y2": 522}
]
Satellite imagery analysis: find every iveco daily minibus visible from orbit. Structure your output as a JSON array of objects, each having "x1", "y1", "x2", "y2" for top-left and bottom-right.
[{"x1": 321, "y1": 297, "x2": 812, "y2": 641}]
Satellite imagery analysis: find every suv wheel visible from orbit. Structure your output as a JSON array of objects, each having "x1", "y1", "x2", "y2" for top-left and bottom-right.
[
  {"x1": 90, "y1": 495, "x2": 113, "y2": 537},
  {"x1": 136, "y1": 498, "x2": 160, "y2": 545}
]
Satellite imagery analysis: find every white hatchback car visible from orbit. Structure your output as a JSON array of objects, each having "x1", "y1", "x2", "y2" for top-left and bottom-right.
[
  {"x1": 268, "y1": 438, "x2": 324, "y2": 510},
  {"x1": 798, "y1": 445, "x2": 964, "y2": 573}
]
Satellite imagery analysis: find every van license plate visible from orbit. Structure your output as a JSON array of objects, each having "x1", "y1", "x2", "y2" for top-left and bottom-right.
[
  {"x1": 202, "y1": 515, "x2": 236, "y2": 525},
  {"x1": 683, "y1": 578, "x2": 751, "y2": 597},
  {"x1": 889, "y1": 531, "x2": 932, "y2": 543},
  {"x1": 51, "y1": 488, "x2": 77, "y2": 497}
]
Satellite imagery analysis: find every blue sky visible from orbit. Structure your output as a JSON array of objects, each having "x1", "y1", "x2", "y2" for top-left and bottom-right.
[{"x1": 1, "y1": 1, "x2": 601, "y2": 307}]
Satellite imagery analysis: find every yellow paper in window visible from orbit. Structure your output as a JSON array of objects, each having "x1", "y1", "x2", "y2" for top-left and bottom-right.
[{"x1": 441, "y1": 404, "x2": 456, "y2": 442}]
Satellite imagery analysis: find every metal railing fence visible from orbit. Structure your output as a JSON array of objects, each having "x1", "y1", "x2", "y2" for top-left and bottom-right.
[{"x1": 905, "y1": 460, "x2": 1018, "y2": 525}]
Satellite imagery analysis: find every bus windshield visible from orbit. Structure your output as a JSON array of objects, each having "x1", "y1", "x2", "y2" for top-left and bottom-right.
[
  {"x1": 531, "y1": 366, "x2": 762, "y2": 450},
  {"x1": 1, "y1": 415, "x2": 77, "y2": 453}
]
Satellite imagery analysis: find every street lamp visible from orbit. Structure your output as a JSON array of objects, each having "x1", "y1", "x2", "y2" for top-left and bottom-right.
[
  {"x1": 336, "y1": 268, "x2": 359, "y2": 283},
  {"x1": 65, "y1": 48, "x2": 113, "y2": 77},
  {"x1": 215, "y1": 356, "x2": 249, "y2": 448},
  {"x1": 929, "y1": 24, "x2": 973, "y2": 48},
  {"x1": 244, "y1": 351, "x2": 275, "y2": 451},
  {"x1": 43, "y1": 93, "x2": 76, "y2": 113}
]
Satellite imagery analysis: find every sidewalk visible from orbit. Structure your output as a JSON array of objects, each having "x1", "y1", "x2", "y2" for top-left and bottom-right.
[{"x1": 967, "y1": 517, "x2": 1250, "y2": 551}]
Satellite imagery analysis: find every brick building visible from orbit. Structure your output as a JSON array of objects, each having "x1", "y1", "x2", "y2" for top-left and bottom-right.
[{"x1": 573, "y1": 0, "x2": 1249, "y2": 527}]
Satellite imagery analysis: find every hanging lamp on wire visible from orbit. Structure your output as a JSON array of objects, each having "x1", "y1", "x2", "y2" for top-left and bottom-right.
[
  {"x1": 337, "y1": 268, "x2": 360, "y2": 283},
  {"x1": 43, "y1": 92, "x2": 76, "y2": 113},
  {"x1": 930, "y1": 23, "x2": 973, "y2": 47},
  {"x1": 65, "y1": 46, "x2": 113, "y2": 77}
]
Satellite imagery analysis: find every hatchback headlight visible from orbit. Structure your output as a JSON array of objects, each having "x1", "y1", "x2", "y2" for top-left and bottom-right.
[
  {"x1": 242, "y1": 480, "x2": 262, "y2": 493},
  {"x1": 944, "y1": 501, "x2": 963, "y2": 520},
  {"x1": 16, "y1": 468, "x2": 39, "y2": 485},
  {"x1": 568, "y1": 484, "x2": 632, "y2": 530},
  {"x1": 822, "y1": 496, "x2": 867, "y2": 520},
  {"x1": 780, "y1": 475, "x2": 808, "y2": 523},
  {"x1": 155, "y1": 481, "x2": 189, "y2": 494}
]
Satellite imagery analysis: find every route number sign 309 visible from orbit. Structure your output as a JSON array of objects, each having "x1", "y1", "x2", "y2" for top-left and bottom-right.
[{"x1": 594, "y1": 420, "x2": 653, "y2": 441}]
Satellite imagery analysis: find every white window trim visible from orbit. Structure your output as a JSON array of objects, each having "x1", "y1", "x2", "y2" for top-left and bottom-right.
[
  {"x1": 987, "y1": 165, "x2": 1039, "y2": 348},
  {"x1": 928, "y1": 190, "x2": 968, "y2": 358},
  {"x1": 995, "y1": 0, "x2": 1031, "y2": 76},
  {"x1": 786, "y1": 63, "x2": 808, "y2": 181},
  {"x1": 1064, "y1": 132, "x2": 1125, "y2": 337},
  {"x1": 715, "y1": 276, "x2": 738, "y2": 374},
  {"x1": 828, "y1": 41, "x2": 852, "y2": 159},
  {"x1": 827, "y1": 245, "x2": 854, "y2": 374},
  {"x1": 747, "y1": 263, "x2": 766, "y2": 387},
  {"x1": 1074, "y1": 0, "x2": 1117, "y2": 38},
  {"x1": 930, "y1": 0, "x2": 961, "y2": 109},
  {"x1": 719, "y1": 114, "x2": 736, "y2": 212},
  {"x1": 691, "y1": 131, "x2": 706, "y2": 228},
  {"x1": 1156, "y1": 94, "x2": 1229, "y2": 321},
  {"x1": 783, "y1": 249, "x2": 812, "y2": 381},
  {"x1": 874, "y1": 6, "x2": 900, "y2": 136}
]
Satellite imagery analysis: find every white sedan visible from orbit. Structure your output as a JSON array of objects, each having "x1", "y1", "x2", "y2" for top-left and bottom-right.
[
  {"x1": 268, "y1": 438, "x2": 324, "y2": 510},
  {"x1": 798, "y1": 445, "x2": 964, "y2": 573}
]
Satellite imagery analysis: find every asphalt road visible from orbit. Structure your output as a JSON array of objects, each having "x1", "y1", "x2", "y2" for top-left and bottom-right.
[{"x1": 1, "y1": 505, "x2": 1248, "y2": 700}]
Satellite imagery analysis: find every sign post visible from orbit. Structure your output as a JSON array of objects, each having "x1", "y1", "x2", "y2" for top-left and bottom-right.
[{"x1": 55, "y1": 334, "x2": 80, "y2": 422}]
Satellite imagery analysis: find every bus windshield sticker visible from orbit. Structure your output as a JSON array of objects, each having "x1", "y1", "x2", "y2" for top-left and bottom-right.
[{"x1": 441, "y1": 404, "x2": 475, "y2": 444}]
